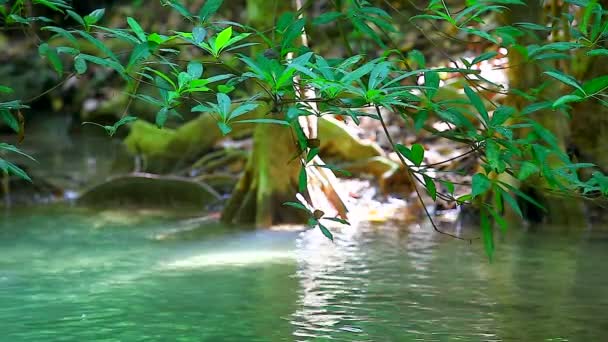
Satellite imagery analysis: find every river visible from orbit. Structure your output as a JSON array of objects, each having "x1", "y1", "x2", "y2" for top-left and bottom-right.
[{"x1": 1, "y1": 206, "x2": 607, "y2": 341}]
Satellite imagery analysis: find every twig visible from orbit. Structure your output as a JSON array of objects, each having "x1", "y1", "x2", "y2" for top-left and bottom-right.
[
  {"x1": 375, "y1": 105, "x2": 476, "y2": 242},
  {"x1": 23, "y1": 73, "x2": 75, "y2": 104}
]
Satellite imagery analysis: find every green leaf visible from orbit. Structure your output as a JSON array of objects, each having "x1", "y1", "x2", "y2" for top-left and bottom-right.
[
  {"x1": 318, "y1": 223, "x2": 334, "y2": 242},
  {"x1": 423, "y1": 175, "x2": 437, "y2": 200},
  {"x1": 437, "y1": 107, "x2": 474, "y2": 130},
  {"x1": 191, "y1": 103, "x2": 214, "y2": 113},
  {"x1": 531, "y1": 42, "x2": 583, "y2": 55},
  {"x1": 472, "y1": 173, "x2": 491, "y2": 198},
  {"x1": 42, "y1": 26, "x2": 79, "y2": 46},
  {"x1": 500, "y1": 188, "x2": 523, "y2": 219},
  {"x1": 589, "y1": 4, "x2": 605, "y2": 41},
  {"x1": 313, "y1": 11, "x2": 342, "y2": 25},
  {"x1": 424, "y1": 71, "x2": 440, "y2": 99},
  {"x1": 164, "y1": 0, "x2": 192, "y2": 19},
  {"x1": 464, "y1": 27, "x2": 498, "y2": 44},
  {"x1": 276, "y1": 12, "x2": 295, "y2": 31},
  {"x1": 306, "y1": 147, "x2": 320, "y2": 163},
  {"x1": 234, "y1": 119, "x2": 290, "y2": 126},
  {"x1": 282, "y1": 18, "x2": 306, "y2": 52},
  {"x1": 178, "y1": 72, "x2": 192, "y2": 89},
  {"x1": 0, "y1": 143, "x2": 36, "y2": 161},
  {"x1": 214, "y1": 26, "x2": 232, "y2": 53},
  {"x1": 206, "y1": 74, "x2": 233, "y2": 84},
  {"x1": 480, "y1": 208, "x2": 494, "y2": 261},
  {"x1": 368, "y1": 62, "x2": 390, "y2": 90},
  {"x1": 32, "y1": 0, "x2": 69, "y2": 12},
  {"x1": 78, "y1": 31, "x2": 119, "y2": 62},
  {"x1": 218, "y1": 84, "x2": 235, "y2": 93},
  {"x1": 126, "y1": 42, "x2": 153, "y2": 70},
  {"x1": 192, "y1": 26, "x2": 207, "y2": 44},
  {"x1": 216, "y1": 92, "x2": 231, "y2": 119},
  {"x1": 239, "y1": 55, "x2": 267, "y2": 80},
  {"x1": 145, "y1": 67, "x2": 176, "y2": 90},
  {"x1": 223, "y1": 33, "x2": 254, "y2": 52},
  {"x1": 323, "y1": 217, "x2": 350, "y2": 225},
  {"x1": 66, "y1": 10, "x2": 85, "y2": 27},
  {"x1": 587, "y1": 48, "x2": 608, "y2": 57},
  {"x1": 522, "y1": 101, "x2": 552, "y2": 115},
  {"x1": 199, "y1": 0, "x2": 224, "y2": 22},
  {"x1": 147, "y1": 33, "x2": 168, "y2": 44},
  {"x1": 127, "y1": 17, "x2": 147, "y2": 42},
  {"x1": 464, "y1": 86, "x2": 489, "y2": 124},
  {"x1": 490, "y1": 106, "x2": 515, "y2": 126},
  {"x1": 187, "y1": 61, "x2": 203, "y2": 79},
  {"x1": 84, "y1": 8, "x2": 105, "y2": 26},
  {"x1": 395, "y1": 144, "x2": 412, "y2": 162},
  {"x1": 307, "y1": 218, "x2": 318, "y2": 228},
  {"x1": 38, "y1": 43, "x2": 63, "y2": 76},
  {"x1": 441, "y1": 180, "x2": 455, "y2": 194},
  {"x1": 341, "y1": 61, "x2": 375, "y2": 84},
  {"x1": 298, "y1": 165, "x2": 307, "y2": 193},
  {"x1": 109, "y1": 115, "x2": 137, "y2": 136},
  {"x1": 552, "y1": 94, "x2": 583, "y2": 108},
  {"x1": 56, "y1": 47, "x2": 80, "y2": 56},
  {"x1": 312, "y1": 163, "x2": 352, "y2": 177},
  {"x1": 411, "y1": 143, "x2": 425, "y2": 166},
  {"x1": 0, "y1": 158, "x2": 31, "y2": 182},
  {"x1": 471, "y1": 51, "x2": 498, "y2": 65},
  {"x1": 0, "y1": 86, "x2": 13, "y2": 94},
  {"x1": 518, "y1": 161, "x2": 539, "y2": 181},
  {"x1": 414, "y1": 110, "x2": 428, "y2": 132},
  {"x1": 581, "y1": 0, "x2": 597, "y2": 36},
  {"x1": 500, "y1": 182, "x2": 546, "y2": 212},
  {"x1": 488, "y1": 207, "x2": 508, "y2": 233},
  {"x1": 533, "y1": 53, "x2": 571, "y2": 61},
  {"x1": 544, "y1": 71, "x2": 585, "y2": 95},
  {"x1": 228, "y1": 103, "x2": 259, "y2": 120},
  {"x1": 408, "y1": 50, "x2": 425, "y2": 68},
  {"x1": 283, "y1": 201, "x2": 312, "y2": 214},
  {"x1": 0, "y1": 110, "x2": 18, "y2": 132},
  {"x1": 217, "y1": 121, "x2": 232, "y2": 135},
  {"x1": 581, "y1": 75, "x2": 608, "y2": 96},
  {"x1": 352, "y1": 18, "x2": 384, "y2": 46},
  {"x1": 485, "y1": 140, "x2": 503, "y2": 172},
  {"x1": 155, "y1": 107, "x2": 169, "y2": 128}
]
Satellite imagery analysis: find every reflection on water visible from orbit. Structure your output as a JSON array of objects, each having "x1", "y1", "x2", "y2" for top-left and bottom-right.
[
  {"x1": 1, "y1": 206, "x2": 607, "y2": 341},
  {"x1": 3, "y1": 114, "x2": 126, "y2": 198},
  {"x1": 293, "y1": 225, "x2": 371, "y2": 340}
]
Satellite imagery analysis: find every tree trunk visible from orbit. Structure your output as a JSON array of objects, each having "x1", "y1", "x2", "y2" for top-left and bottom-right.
[
  {"x1": 221, "y1": 121, "x2": 307, "y2": 226},
  {"x1": 222, "y1": 0, "x2": 348, "y2": 226},
  {"x1": 221, "y1": 0, "x2": 310, "y2": 226}
]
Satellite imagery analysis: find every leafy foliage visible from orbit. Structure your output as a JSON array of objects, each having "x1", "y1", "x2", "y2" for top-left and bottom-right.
[{"x1": 2, "y1": 0, "x2": 608, "y2": 259}]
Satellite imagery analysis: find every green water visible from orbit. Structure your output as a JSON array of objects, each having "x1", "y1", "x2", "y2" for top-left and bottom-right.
[{"x1": 1, "y1": 207, "x2": 607, "y2": 341}]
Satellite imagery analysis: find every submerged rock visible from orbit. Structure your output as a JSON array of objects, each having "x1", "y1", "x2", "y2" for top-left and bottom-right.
[{"x1": 77, "y1": 173, "x2": 221, "y2": 211}]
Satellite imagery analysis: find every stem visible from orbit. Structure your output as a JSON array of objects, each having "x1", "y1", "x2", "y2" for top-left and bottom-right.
[
  {"x1": 375, "y1": 105, "x2": 475, "y2": 242},
  {"x1": 23, "y1": 73, "x2": 75, "y2": 104}
]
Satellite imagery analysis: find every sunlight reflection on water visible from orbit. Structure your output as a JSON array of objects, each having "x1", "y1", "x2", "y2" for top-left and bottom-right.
[{"x1": 1, "y1": 208, "x2": 608, "y2": 341}]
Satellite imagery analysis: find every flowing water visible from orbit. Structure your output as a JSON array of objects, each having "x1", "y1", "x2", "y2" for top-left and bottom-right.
[{"x1": 1, "y1": 206, "x2": 607, "y2": 341}]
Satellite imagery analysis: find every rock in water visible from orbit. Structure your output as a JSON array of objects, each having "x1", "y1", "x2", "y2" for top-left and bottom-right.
[{"x1": 77, "y1": 173, "x2": 221, "y2": 210}]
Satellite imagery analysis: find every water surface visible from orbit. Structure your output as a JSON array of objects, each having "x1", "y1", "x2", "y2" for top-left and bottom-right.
[{"x1": 1, "y1": 206, "x2": 607, "y2": 341}]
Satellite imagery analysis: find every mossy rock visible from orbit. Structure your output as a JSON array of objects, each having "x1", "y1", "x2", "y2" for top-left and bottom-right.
[
  {"x1": 340, "y1": 156, "x2": 414, "y2": 195},
  {"x1": 123, "y1": 115, "x2": 254, "y2": 172},
  {"x1": 77, "y1": 173, "x2": 221, "y2": 210},
  {"x1": 319, "y1": 117, "x2": 384, "y2": 160}
]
